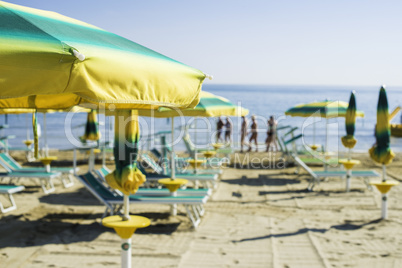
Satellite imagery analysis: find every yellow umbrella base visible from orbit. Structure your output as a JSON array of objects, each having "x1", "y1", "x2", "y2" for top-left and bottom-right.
[
  {"x1": 212, "y1": 143, "x2": 224, "y2": 150},
  {"x1": 39, "y1": 156, "x2": 58, "y2": 166},
  {"x1": 86, "y1": 149, "x2": 101, "y2": 155},
  {"x1": 102, "y1": 215, "x2": 150, "y2": 239},
  {"x1": 203, "y1": 151, "x2": 217, "y2": 158},
  {"x1": 310, "y1": 144, "x2": 320, "y2": 151},
  {"x1": 370, "y1": 180, "x2": 399, "y2": 194},
  {"x1": 338, "y1": 159, "x2": 361, "y2": 170},
  {"x1": 187, "y1": 159, "x2": 206, "y2": 168},
  {"x1": 23, "y1": 140, "x2": 34, "y2": 147},
  {"x1": 158, "y1": 178, "x2": 188, "y2": 192}
]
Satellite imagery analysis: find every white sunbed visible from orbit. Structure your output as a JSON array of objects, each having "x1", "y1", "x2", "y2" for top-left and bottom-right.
[
  {"x1": 292, "y1": 154, "x2": 380, "y2": 191},
  {"x1": 0, "y1": 184, "x2": 25, "y2": 213},
  {"x1": 77, "y1": 172, "x2": 210, "y2": 228}
]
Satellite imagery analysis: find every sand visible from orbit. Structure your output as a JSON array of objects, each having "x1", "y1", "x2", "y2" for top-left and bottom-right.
[{"x1": 1, "y1": 150, "x2": 402, "y2": 267}]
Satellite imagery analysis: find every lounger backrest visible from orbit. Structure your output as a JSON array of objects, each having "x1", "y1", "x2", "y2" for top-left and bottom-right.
[
  {"x1": 96, "y1": 167, "x2": 111, "y2": 182},
  {"x1": 284, "y1": 134, "x2": 303, "y2": 146},
  {"x1": 0, "y1": 153, "x2": 21, "y2": 171},
  {"x1": 284, "y1": 127, "x2": 298, "y2": 137},
  {"x1": 141, "y1": 154, "x2": 163, "y2": 174},
  {"x1": 150, "y1": 148, "x2": 162, "y2": 159},
  {"x1": 160, "y1": 136, "x2": 172, "y2": 160},
  {"x1": 78, "y1": 172, "x2": 119, "y2": 200},
  {"x1": 182, "y1": 134, "x2": 195, "y2": 157},
  {"x1": 292, "y1": 154, "x2": 318, "y2": 179}
]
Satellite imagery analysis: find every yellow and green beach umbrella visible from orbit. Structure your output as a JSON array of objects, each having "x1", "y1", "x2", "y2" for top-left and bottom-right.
[
  {"x1": 0, "y1": 2, "x2": 208, "y2": 266},
  {"x1": 368, "y1": 86, "x2": 398, "y2": 220},
  {"x1": 0, "y1": 1, "x2": 207, "y2": 111},
  {"x1": 369, "y1": 86, "x2": 395, "y2": 166},
  {"x1": 285, "y1": 100, "x2": 365, "y2": 118},
  {"x1": 341, "y1": 92, "x2": 358, "y2": 149},
  {"x1": 285, "y1": 100, "x2": 364, "y2": 153},
  {"x1": 0, "y1": 0, "x2": 207, "y2": 190},
  {"x1": 81, "y1": 110, "x2": 101, "y2": 142},
  {"x1": 139, "y1": 91, "x2": 249, "y2": 118}
]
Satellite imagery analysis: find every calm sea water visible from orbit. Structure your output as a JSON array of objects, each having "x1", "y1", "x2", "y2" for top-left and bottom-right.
[{"x1": 2, "y1": 84, "x2": 402, "y2": 153}]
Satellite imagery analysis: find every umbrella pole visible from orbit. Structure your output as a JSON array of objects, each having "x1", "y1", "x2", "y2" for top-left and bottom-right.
[
  {"x1": 73, "y1": 149, "x2": 77, "y2": 176},
  {"x1": 121, "y1": 194, "x2": 131, "y2": 268},
  {"x1": 102, "y1": 146, "x2": 106, "y2": 167},
  {"x1": 26, "y1": 113, "x2": 30, "y2": 140},
  {"x1": 325, "y1": 118, "x2": 329, "y2": 171},
  {"x1": 194, "y1": 118, "x2": 198, "y2": 174},
  {"x1": 313, "y1": 118, "x2": 316, "y2": 146},
  {"x1": 382, "y1": 165, "x2": 388, "y2": 219},
  {"x1": 89, "y1": 148, "x2": 95, "y2": 172},
  {"x1": 171, "y1": 118, "x2": 177, "y2": 215},
  {"x1": 43, "y1": 113, "x2": 48, "y2": 157}
]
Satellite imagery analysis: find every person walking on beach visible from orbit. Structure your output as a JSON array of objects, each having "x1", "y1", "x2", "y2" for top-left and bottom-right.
[
  {"x1": 248, "y1": 115, "x2": 258, "y2": 152},
  {"x1": 224, "y1": 117, "x2": 232, "y2": 145},
  {"x1": 216, "y1": 117, "x2": 224, "y2": 143},
  {"x1": 266, "y1": 115, "x2": 278, "y2": 152},
  {"x1": 240, "y1": 116, "x2": 248, "y2": 152}
]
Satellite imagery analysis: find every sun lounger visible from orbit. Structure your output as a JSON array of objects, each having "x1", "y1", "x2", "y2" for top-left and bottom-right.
[
  {"x1": 0, "y1": 184, "x2": 25, "y2": 213},
  {"x1": 292, "y1": 154, "x2": 380, "y2": 191},
  {"x1": 0, "y1": 171, "x2": 61, "y2": 194},
  {"x1": 136, "y1": 154, "x2": 218, "y2": 188},
  {"x1": 140, "y1": 153, "x2": 222, "y2": 175},
  {"x1": 182, "y1": 133, "x2": 233, "y2": 158},
  {"x1": 281, "y1": 134, "x2": 338, "y2": 170},
  {"x1": 95, "y1": 167, "x2": 212, "y2": 197},
  {"x1": 77, "y1": 172, "x2": 209, "y2": 228},
  {"x1": 0, "y1": 153, "x2": 76, "y2": 188}
]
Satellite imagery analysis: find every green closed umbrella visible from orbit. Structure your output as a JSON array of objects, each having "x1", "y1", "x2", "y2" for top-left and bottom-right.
[
  {"x1": 368, "y1": 86, "x2": 398, "y2": 219},
  {"x1": 341, "y1": 91, "x2": 358, "y2": 155},
  {"x1": 369, "y1": 86, "x2": 395, "y2": 171},
  {"x1": 81, "y1": 110, "x2": 101, "y2": 142}
]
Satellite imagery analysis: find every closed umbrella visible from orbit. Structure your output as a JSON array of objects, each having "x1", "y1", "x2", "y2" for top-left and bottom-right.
[
  {"x1": 80, "y1": 109, "x2": 101, "y2": 171},
  {"x1": 0, "y1": 2, "x2": 208, "y2": 267},
  {"x1": 81, "y1": 110, "x2": 101, "y2": 142},
  {"x1": 341, "y1": 92, "x2": 358, "y2": 153},
  {"x1": 369, "y1": 86, "x2": 398, "y2": 219},
  {"x1": 369, "y1": 87, "x2": 395, "y2": 167},
  {"x1": 339, "y1": 91, "x2": 360, "y2": 192}
]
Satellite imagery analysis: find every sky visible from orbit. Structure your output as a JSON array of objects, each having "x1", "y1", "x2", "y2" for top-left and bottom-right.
[{"x1": 5, "y1": 0, "x2": 402, "y2": 86}]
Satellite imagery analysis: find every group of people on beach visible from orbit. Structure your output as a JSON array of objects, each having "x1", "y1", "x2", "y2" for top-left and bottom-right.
[
  {"x1": 216, "y1": 117, "x2": 233, "y2": 144},
  {"x1": 240, "y1": 115, "x2": 278, "y2": 152},
  {"x1": 215, "y1": 115, "x2": 278, "y2": 153}
]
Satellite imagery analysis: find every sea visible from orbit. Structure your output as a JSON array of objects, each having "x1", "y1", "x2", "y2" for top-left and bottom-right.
[{"x1": 2, "y1": 84, "x2": 402, "y2": 154}]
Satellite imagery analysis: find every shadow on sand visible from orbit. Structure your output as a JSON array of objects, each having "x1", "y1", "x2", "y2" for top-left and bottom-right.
[
  {"x1": 221, "y1": 175, "x2": 301, "y2": 187},
  {"x1": 232, "y1": 218, "x2": 383, "y2": 243}
]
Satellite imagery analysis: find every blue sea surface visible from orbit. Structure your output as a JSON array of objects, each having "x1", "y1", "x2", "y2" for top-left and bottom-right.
[{"x1": 2, "y1": 84, "x2": 402, "y2": 153}]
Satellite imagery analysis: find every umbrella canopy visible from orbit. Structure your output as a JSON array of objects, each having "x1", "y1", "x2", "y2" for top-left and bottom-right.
[
  {"x1": 0, "y1": 1, "x2": 208, "y2": 197},
  {"x1": 0, "y1": 1, "x2": 206, "y2": 110},
  {"x1": 369, "y1": 87, "x2": 395, "y2": 165},
  {"x1": 81, "y1": 110, "x2": 101, "y2": 142},
  {"x1": 285, "y1": 100, "x2": 365, "y2": 118},
  {"x1": 341, "y1": 92, "x2": 358, "y2": 149},
  {"x1": 138, "y1": 91, "x2": 249, "y2": 118},
  {"x1": 286, "y1": 99, "x2": 365, "y2": 158}
]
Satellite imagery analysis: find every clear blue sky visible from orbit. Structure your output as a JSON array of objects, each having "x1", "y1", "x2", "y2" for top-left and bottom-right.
[{"x1": 6, "y1": 0, "x2": 402, "y2": 86}]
